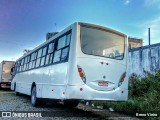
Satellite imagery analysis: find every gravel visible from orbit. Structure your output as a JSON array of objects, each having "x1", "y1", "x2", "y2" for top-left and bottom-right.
[{"x1": 0, "y1": 90, "x2": 140, "y2": 120}]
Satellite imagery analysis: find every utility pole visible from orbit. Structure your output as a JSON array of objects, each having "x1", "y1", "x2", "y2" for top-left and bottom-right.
[{"x1": 148, "y1": 28, "x2": 151, "y2": 46}]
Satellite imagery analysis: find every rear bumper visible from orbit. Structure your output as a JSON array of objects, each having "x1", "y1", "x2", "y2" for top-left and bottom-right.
[
  {"x1": 65, "y1": 84, "x2": 128, "y2": 101},
  {"x1": 0, "y1": 82, "x2": 11, "y2": 89}
]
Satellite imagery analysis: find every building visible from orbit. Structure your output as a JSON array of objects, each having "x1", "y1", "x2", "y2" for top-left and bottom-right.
[
  {"x1": 128, "y1": 37, "x2": 143, "y2": 49},
  {"x1": 46, "y1": 32, "x2": 59, "y2": 41}
]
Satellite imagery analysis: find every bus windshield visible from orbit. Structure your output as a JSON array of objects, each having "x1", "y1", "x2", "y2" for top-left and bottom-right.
[{"x1": 80, "y1": 26, "x2": 125, "y2": 60}]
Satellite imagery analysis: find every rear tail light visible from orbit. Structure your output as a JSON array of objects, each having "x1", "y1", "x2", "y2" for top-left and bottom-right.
[
  {"x1": 77, "y1": 65, "x2": 86, "y2": 84},
  {"x1": 118, "y1": 72, "x2": 126, "y2": 87}
]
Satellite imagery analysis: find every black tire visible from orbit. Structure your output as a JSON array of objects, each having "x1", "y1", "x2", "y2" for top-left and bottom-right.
[
  {"x1": 31, "y1": 86, "x2": 41, "y2": 107},
  {"x1": 64, "y1": 100, "x2": 79, "y2": 107},
  {"x1": 14, "y1": 83, "x2": 20, "y2": 96}
]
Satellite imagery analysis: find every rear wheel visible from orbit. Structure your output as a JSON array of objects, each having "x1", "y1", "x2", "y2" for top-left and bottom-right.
[
  {"x1": 64, "y1": 100, "x2": 79, "y2": 107},
  {"x1": 31, "y1": 86, "x2": 43, "y2": 107}
]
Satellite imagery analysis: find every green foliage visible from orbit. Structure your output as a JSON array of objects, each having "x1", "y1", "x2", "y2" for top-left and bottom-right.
[
  {"x1": 92, "y1": 70, "x2": 160, "y2": 117},
  {"x1": 129, "y1": 70, "x2": 160, "y2": 99}
]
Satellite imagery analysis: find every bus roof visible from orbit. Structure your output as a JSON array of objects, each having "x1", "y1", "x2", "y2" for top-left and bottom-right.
[{"x1": 78, "y1": 22, "x2": 127, "y2": 37}]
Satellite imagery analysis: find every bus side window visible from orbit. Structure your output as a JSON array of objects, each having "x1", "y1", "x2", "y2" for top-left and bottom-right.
[
  {"x1": 66, "y1": 33, "x2": 71, "y2": 46},
  {"x1": 53, "y1": 38, "x2": 61, "y2": 63},
  {"x1": 61, "y1": 33, "x2": 71, "y2": 61},
  {"x1": 45, "y1": 42, "x2": 54, "y2": 65},
  {"x1": 61, "y1": 47, "x2": 69, "y2": 61},
  {"x1": 53, "y1": 33, "x2": 71, "y2": 63},
  {"x1": 23, "y1": 57, "x2": 27, "y2": 71},
  {"x1": 45, "y1": 54, "x2": 50, "y2": 65},
  {"x1": 29, "y1": 61, "x2": 32, "y2": 69},
  {"x1": 30, "y1": 52, "x2": 35, "y2": 69},
  {"x1": 53, "y1": 50, "x2": 61, "y2": 63},
  {"x1": 48, "y1": 42, "x2": 54, "y2": 53},
  {"x1": 18, "y1": 61, "x2": 21, "y2": 72},
  {"x1": 20, "y1": 59, "x2": 24, "y2": 71},
  {"x1": 21, "y1": 59, "x2": 24, "y2": 66},
  {"x1": 57, "y1": 36, "x2": 66, "y2": 49},
  {"x1": 16, "y1": 61, "x2": 19, "y2": 72},
  {"x1": 31, "y1": 52, "x2": 37, "y2": 69},
  {"x1": 40, "y1": 46, "x2": 47, "y2": 66},
  {"x1": 26, "y1": 55, "x2": 30, "y2": 70},
  {"x1": 49, "y1": 54, "x2": 53, "y2": 64},
  {"x1": 36, "y1": 49, "x2": 42, "y2": 68},
  {"x1": 13, "y1": 63, "x2": 17, "y2": 74},
  {"x1": 19, "y1": 60, "x2": 22, "y2": 72}
]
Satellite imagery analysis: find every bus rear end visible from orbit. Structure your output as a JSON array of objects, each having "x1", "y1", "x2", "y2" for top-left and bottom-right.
[
  {"x1": 0, "y1": 61, "x2": 15, "y2": 89},
  {"x1": 66, "y1": 22, "x2": 128, "y2": 101}
]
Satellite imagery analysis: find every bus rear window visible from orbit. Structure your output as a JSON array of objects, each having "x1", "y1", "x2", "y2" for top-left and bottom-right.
[{"x1": 80, "y1": 26, "x2": 125, "y2": 60}]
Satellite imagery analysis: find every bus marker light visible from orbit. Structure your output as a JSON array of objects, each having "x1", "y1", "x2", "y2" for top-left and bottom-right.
[
  {"x1": 78, "y1": 68, "x2": 82, "y2": 72},
  {"x1": 80, "y1": 88, "x2": 83, "y2": 91}
]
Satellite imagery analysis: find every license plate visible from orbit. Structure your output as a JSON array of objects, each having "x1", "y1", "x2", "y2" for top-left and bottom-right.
[{"x1": 98, "y1": 81, "x2": 108, "y2": 86}]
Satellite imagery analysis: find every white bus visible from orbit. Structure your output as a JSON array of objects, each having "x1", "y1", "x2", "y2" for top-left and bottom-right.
[{"x1": 11, "y1": 22, "x2": 128, "y2": 107}]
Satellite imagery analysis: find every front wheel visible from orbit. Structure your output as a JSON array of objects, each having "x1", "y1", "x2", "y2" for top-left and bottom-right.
[{"x1": 14, "y1": 83, "x2": 20, "y2": 96}]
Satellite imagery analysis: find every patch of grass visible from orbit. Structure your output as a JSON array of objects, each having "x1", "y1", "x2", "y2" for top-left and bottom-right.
[{"x1": 92, "y1": 70, "x2": 160, "y2": 117}]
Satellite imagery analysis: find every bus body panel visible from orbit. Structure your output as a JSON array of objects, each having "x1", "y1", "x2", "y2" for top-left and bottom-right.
[
  {"x1": 11, "y1": 62, "x2": 68, "y2": 99},
  {"x1": 77, "y1": 57, "x2": 126, "y2": 91},
  {"x1": 65, "y1": 84, "x2": 128, "y2": 101}
]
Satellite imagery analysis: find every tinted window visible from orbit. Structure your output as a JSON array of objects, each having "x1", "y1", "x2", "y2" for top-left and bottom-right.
[
  {"x1": 23, "y1": 64, "x2": 26, "y2": 71},
  {"x1": 21, "y1": 59, "x2": 24, "y2": 65},
  {"x1": 32, "y1": 61, "x2": 36, "y2": 68},
  {"x1": 45, "y1": 54, "x2": 50, "y2": 65},
  {"x1": 37, "y1": 49, "x2": 42, "y2": 58},
  {"x1": 48, "y1": 43, "x2": 54, "y2": 53},
  {"x1": 61, "y1": 47, "x2": 69, "y2": 61},
  {"x1": 29, "y1": 62, "x2": 32, "y2": 69},
  {"x1": 58, "y1": 36, "x2": 66, "y2": 49},
  {"x1": 25, "y1": 57, "x2": 28, "y2": 63},
  {"x1": 36, "y1": 58, "x2": 41, "y2": 67},
  {"x1": 28, "y1": 56, "x2": 31, "y2": 62},
  {"x1": 40, "y1": 57, "x2": 45, "y2": 66},
  {"x1": 42, "y1": 47, "x2": 47, "y2": 56},
  {"x1": 49, "y1": 54, "x2": 53, "y2": 64},
  {"x1": 80, "y1": 26, "x2": 125, "y2": 60},
  {"x1": 66, "y1": 34, "x2": 71, "y2": 46},
  {"x1": 31, "y1": 52, "x2": 36, "y2": 60},
  {"x1": 53, "y1": 50, "x2": 61, "y2": 63}
]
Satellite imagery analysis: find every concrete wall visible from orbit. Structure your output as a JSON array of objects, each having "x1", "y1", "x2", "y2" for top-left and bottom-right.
[{"x1": 128, "y1": 43, "x2": 160, "y2": 77}]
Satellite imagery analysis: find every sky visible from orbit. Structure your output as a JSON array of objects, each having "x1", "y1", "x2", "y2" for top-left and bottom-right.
[{"x1": 0, "y1": 0, "x2": 160, "y2": 62}]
